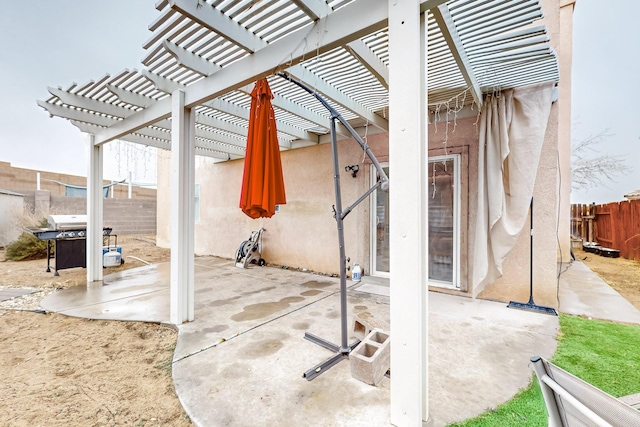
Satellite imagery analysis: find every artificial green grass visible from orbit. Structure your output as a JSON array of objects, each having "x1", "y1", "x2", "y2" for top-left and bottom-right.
[{"x1": 448, "y1": 314, "x2": 640, "y2": 426}]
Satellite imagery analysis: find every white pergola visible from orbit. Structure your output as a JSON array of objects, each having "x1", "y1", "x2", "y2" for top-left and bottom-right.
[{"x1": 39, "y1": 0, "x2": 559, "y2": 424}]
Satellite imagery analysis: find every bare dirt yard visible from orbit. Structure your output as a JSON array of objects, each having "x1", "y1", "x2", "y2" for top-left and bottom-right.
[
  {"x1": 2, "y1": 237, "x2": 639, "y2": 426},
  {"x1": 0, "y1": 235, "x2": 191, "y2": 426},
  {"x1": 573, "y1": 248, "x2": 640, "y2": 311}
]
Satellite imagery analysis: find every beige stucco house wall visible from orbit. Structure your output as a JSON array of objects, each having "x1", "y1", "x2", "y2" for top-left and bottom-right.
[{"x1": 157, "y1": 0, "x2": 574, "y2": 309}]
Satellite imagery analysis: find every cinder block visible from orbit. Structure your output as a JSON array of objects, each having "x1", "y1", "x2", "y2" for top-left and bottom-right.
[
  {"x1": 352, "y1": 311, "x2": 390, "y2": 340},
  {"x1": 350, "y1": 329, "x2": 390, "y2": 386}
]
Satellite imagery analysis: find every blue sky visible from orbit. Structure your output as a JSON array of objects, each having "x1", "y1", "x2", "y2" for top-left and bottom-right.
[
  {"x1": 0, "y1": 1, "x2": 638, "y2": 201},
  {"x1": 570, "y1": 0, "x2": 640, "y2": 203}
]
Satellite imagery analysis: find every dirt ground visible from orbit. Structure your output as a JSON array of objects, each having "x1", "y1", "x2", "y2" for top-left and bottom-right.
[
  {"x1": 573, "y1": 248, "x2": 640, "y2": 311},
  {"x1": 2, "y1": 238, "x2": 640, "y2": 426},
  {"x1": 0, "y1": 236, "x2": 190, "y2": 426}
]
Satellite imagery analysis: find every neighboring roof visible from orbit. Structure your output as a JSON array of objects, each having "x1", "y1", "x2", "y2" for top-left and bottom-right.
[
  {"x1": 0, "y1": 189, "x2": 25, "y2": 197},
  {"x1": 38, "y1": 0, "x2": 559, "y2": 161},
  {"x1": 624, "y1": 189, "x2": 640, "y2": 200}
]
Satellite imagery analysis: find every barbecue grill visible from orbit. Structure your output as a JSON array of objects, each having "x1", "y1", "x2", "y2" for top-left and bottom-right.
[{"x1": 28, "y1": 215, "x2": 116, "y2": 275}]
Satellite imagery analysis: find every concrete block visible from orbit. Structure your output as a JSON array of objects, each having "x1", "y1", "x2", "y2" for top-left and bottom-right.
[
  {"x1": 350, "y1": 329, "x2": 390, "y2": 386},
  {"x1": 352, "y1": 311, "x2": 390, "y2": 340}
]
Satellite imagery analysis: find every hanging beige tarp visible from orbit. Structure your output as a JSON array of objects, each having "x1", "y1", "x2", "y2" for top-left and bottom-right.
[{"x1": 472, "y1": 82, "x2": 555, "y2": 296}]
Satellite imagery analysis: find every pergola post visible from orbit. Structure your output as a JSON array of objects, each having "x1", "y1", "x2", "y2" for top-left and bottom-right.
[
  {"x1": 389, "y1": 1, "x2": 429, "y2": 425},
  {"x1": 86, "y1": 133, "x2": 104, "y2": 283},
  {"x1": 170, "y1": 89, "x2": 195, "y2": 325}
]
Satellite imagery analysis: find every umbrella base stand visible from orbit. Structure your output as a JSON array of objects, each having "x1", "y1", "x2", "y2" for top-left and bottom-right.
[
  {"x1": 277, "y1": 72, "x2": 388, "y2": 383},
  {"x1": 302, "y1": 333, "x2": 360, "y2": 381}
]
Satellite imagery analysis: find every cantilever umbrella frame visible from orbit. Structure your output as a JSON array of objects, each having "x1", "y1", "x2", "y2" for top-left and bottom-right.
[{"x1": 277, "y1": 72, "x2": 389, "y2": 381}]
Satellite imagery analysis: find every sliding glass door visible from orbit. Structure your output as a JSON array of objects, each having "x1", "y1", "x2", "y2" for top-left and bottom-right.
[{"x1": 371, "y1": 155, "x2": 460, "y2": 288}]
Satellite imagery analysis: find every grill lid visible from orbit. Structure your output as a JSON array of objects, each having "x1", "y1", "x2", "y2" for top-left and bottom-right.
[{"x1": 47, "y1": 215, "x2": 87, "y2": 230}]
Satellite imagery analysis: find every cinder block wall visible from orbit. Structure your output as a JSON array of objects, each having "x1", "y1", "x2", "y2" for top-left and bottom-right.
[
  {"x1": 103, "y1": 199, "x2": 157, "y2": 235},
  {"x1": 20, "y1": 191, "x2": 157, "y2": 236},
  {"x1": 0, "y1": 161, "x2": 156, "y2": 199}
]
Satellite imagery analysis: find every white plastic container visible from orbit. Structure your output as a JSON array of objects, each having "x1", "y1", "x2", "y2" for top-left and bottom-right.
[
  {"x1": 103, "y1": 246, "x2": 122, "y2": 267},
  {"x1": 352, "y1": 263, "x2": 362, "y2": 282}
]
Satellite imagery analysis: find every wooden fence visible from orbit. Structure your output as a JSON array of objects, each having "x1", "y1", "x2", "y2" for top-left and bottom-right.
[{"x1": 571, "y1": 200, "x2": 640, "y2": 262}]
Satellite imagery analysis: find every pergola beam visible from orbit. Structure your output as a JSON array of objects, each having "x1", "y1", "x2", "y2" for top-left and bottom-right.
[
  {"x1": 168, "y1": 0, "x2": 265, "y2": 53},
  {"x1": 48, "y1": 87, "x2": 140, "y2": 119},
  {"x1": 205, "y1": 98, "x2": 314, "y2": 141},
  {"x1": 108, "y1": 82, "x2": 314, "y2": 143},
  {"x1": 142, "y1": 69, "x2": 185, "y2": 93},
  {"x1": 69, "y1": 120, "x2": 233, "y2": 161},
  {"x1": 346, "y1": 40, "x2": 389, "y2": 89},
  {"x1": 290, "y1": 0, "x2": 332, "y2": 21},
  {"x1": 163, "y1": 39, "x2": 220, "y2": 76},
  {"x1": 431, "y1": 4, "x2": 482, "y2": 107},
  {"x1": 38, "y1": 101, "x2": 120, "y2": 127},
  {"x1": 96, "y1": 0, "x2": 390, "y2": 145},
  {"x1": 106, "y1": 84, "x2": 159, "y2": 108},
  {"x1": 288, "y1": 65, "x2": 389, "y2": 131}
]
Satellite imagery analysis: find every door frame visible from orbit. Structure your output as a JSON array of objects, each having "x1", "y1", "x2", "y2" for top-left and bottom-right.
[
  {"x1": 370, "y1": 163, "x2": 390, "y2": 278},
  {"x1": 370, "y1": 156, "x2": 461, "y2": 288}
]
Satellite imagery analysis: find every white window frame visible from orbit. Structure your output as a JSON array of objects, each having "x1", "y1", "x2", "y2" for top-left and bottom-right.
[
  {"x1": 194, "y1": 183, "x2": 200, "y2": 223},
  {"x1": 427, "y1": 154, "x2": 460, "y2": 289}
]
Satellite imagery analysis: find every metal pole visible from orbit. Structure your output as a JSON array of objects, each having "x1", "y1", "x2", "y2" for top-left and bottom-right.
[
  {"x1": 329, "y1": 117, "x2": 349, "y2": 352},
  {"x1": 529, "y1": 197, "x2": 534, "y2": 305}
]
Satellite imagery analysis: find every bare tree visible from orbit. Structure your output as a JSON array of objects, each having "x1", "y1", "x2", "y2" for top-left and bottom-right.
[{"x1": 571, "y1": 128, "x2": 632, "y2": 190}]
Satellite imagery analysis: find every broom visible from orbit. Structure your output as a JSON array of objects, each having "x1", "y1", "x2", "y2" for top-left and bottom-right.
[{"x1": 507, "y1": 198, "x2": 558, "y2": 315}]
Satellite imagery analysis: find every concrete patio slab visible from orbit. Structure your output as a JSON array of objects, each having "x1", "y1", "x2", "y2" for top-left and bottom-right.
[{"x1": 41, "y1": 257, "x2": 563, "y2": 426}]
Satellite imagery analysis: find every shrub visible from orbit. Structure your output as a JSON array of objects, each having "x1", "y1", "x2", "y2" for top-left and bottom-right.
[{"x1": 5, "y1": 218, "x2": 49, "y2": 261}]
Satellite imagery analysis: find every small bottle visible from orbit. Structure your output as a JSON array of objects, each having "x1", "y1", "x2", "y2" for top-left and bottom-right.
[{"x1": 352, "y1": 263, "x2": 361, "y2": 282}]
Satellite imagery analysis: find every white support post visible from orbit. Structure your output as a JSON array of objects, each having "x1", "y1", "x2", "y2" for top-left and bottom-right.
[
  {"x1": 86, "y1": 133, "x2": 104, "y2": 283},
  {"x1": 170, "y1": 90, "x2": 196, "y2": 325},
  {"x1": 389, "y1": 1, "x2": 428, "y2": 425}
]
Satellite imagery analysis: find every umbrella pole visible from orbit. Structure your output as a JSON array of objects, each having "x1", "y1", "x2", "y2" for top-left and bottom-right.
[
  {"x1": 301, "y1": 116, "x2": 361, "y2": 380},
  {"x1": 276, "y1": 72, "x2": 389, "y2": 381},
  {"x1": 330, "y1": 116, "x2": 349, "y2": 352}
]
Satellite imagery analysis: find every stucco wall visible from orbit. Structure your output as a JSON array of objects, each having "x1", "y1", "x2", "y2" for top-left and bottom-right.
[
  {"x1": 158, "y1": 134, "x2": 388, "y2": 275},
  {"x1": 557, "y1": 0, "x2": 576, "y2": 263}
]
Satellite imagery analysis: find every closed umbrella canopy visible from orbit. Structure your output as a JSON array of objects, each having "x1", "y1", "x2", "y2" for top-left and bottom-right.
[{"x1": 239, "y1": 78, "x2": 286, "y2": 218}]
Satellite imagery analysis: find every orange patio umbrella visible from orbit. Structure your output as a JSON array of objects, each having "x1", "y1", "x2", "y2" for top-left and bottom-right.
[{"x1": 239, "y1": 78, "x2": 286, "y2": 218}]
